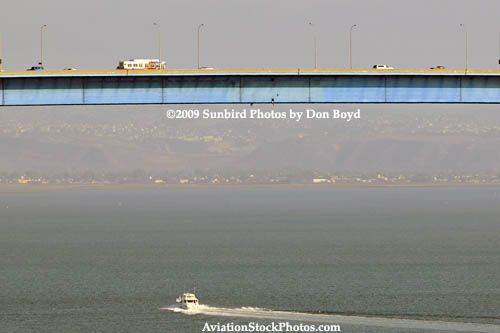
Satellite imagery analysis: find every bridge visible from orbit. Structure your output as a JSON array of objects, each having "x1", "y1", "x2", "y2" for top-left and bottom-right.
[{"x1": 1, "y1": 68, "x2": 500, "y2": 105}]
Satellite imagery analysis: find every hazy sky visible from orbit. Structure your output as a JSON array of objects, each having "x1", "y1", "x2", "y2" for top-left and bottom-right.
[{"x1": 1, "y1": 0, "x2": 500, "y2": 70}]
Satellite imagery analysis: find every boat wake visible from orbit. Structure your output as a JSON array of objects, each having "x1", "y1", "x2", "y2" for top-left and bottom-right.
[{"x1": 160, "y1": 304, "x2": 500, "y2": 332}]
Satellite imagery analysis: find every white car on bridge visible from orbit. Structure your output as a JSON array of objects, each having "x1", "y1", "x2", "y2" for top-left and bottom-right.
[{"x1": 373, "y1": 64, "x2": 394, "y2": 69}]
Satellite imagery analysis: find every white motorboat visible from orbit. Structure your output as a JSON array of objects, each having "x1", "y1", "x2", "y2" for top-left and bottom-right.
[{"x1": 176, "y1": 293, "x2": 199, "y2": 309}]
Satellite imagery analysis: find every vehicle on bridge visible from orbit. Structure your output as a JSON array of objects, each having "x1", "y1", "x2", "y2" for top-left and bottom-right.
[
  {"x1": 27, "y1": 65, "x2": 46, "y2": 71},
  {"x1": 373, "y1": 64, "x2": 394, "y2": 69},
  {"x1": 117, "y1": 59, "x2": 166, "y2": 70}
]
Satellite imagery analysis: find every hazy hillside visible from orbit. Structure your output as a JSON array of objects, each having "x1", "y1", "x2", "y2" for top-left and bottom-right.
[{"x1": 1, "y1": 104, "x2": 500, "y2": 175}]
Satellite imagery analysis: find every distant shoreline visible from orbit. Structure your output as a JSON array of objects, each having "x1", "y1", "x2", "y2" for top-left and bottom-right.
[{"x1": 1, "y1": 182, "x2": 500, "y2": 193}]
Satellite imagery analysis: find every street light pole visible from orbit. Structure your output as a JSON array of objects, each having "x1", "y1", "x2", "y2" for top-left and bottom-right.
[
  {"x1": 153, "y1": 23, "x2": 161, "y2": 60},
  {"x1": 40, "y1": 24, "x2": 47, "y2": 66},
  {"x1": 197, "y1": 23, "x2": 204, "y2": 69},
  {"x1": 308, "y1": 22, "x2": 317, "y2": 69},
  {"x1": 0, "y1": 32, "x2": 3, "y2": 71},
  {"x1": 459, "y1": 24, "x2": 468, "y2": 71},
  {"x1": 349, "y1": 24, "x2": 357, "y2": 69}
]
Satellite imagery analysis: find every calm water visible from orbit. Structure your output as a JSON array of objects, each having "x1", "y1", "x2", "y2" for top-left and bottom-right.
[{"x1": 1, "y1": 187, "x2": 500, "y2": 332}]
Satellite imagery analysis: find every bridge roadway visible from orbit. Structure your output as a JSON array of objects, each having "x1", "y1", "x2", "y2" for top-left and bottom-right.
[{"x1": 1, "y1": 68, "x2": 500, "y2": 105}]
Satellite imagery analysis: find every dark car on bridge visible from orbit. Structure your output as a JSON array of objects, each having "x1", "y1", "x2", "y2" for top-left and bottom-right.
[{"x1": 27, "y1": 65, "x2": 46, "y2": 71}]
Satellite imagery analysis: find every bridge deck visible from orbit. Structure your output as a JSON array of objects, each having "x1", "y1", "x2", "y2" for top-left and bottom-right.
[
  {"x1": 1, "y1": 69, "x2": 500, "y2": 105},
  {"x1": 2, "y1": 68, "x2": 500, "y2": 77}
]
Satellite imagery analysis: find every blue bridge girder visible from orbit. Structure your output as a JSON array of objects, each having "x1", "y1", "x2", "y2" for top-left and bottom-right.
[{"x1": 1, "y1": 69, "x2": 500, "y2": 105}]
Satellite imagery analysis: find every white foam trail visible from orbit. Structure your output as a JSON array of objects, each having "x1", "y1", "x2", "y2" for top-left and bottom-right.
[{"x1": 160, "y1": 304, "x2": 500, "y2": 332}]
